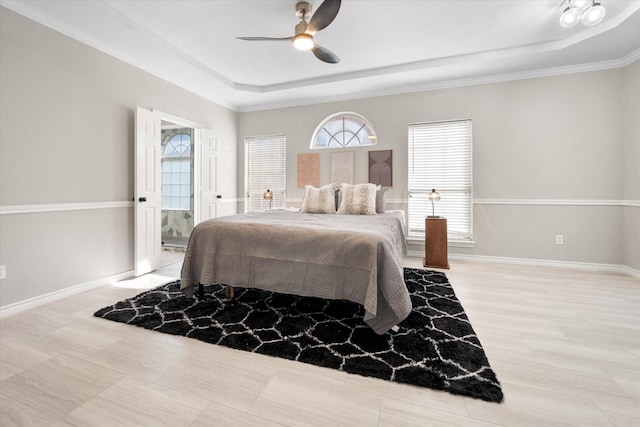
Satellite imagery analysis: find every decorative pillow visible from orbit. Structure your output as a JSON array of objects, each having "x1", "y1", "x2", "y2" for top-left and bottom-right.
[
  {"x1": 376, "y1": 188, "x2": 388, "y2": 213},
  {"x1": 337, "y1": 183, "x2": 377, "y2": 215},
  {"x1": 301, "y1": 184, "x2": 337, "y2": 214}
]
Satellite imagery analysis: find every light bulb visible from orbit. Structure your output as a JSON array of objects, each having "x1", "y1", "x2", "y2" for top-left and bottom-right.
[
  {"x1": 293, "y1": 34, "x2": 314, "y2": 51},
  {"x1": 581, "y1": 3, "x2": 606, "y2": 26},
  {"x1": 559, "y1": 7, "x2": 581, "y2": 28}
]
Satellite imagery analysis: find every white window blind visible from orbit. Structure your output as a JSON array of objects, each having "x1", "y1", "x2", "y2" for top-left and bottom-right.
[
  {"x1": 245, "y1": 135, "x2": 286, "y2": 211},
  {"x1": 408, "y1": 120, "x2": 472, "y2": 240}
]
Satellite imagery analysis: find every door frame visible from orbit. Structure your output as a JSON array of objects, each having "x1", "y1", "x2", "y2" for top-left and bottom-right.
[
  {"x1": 134, "y1": 108, "x2": 205, "y2": 276},
  {"x1": 154, "y1": 110, "x2": 204, "y2": 228}
]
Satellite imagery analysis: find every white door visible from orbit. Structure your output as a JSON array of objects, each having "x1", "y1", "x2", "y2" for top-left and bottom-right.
[
  {"x1": 134, "y1": 107, "x2": 162, "y2": 276},
  {"x1": 216, "y1": 131, "x2": 238, "y2": 218},
  {"x1": 200, "y1": 128, "x2": 219, "y2": 221}
]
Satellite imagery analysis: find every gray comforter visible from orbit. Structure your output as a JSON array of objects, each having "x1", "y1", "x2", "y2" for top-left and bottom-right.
[{"x1": 180, "y1": 210, "x2": 411, "y2": 334}]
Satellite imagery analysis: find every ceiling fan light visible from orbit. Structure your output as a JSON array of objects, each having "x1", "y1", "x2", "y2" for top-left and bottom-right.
[
  {"x1": 569, "y1": 0, "x2": 592, "y2": 12},
  {"x1": 559, "y1": 7, "x2": 581, "y2": 28},
  {"x1": 581, "y1": 3, "x2": 606, "y2": 26},
  {"x1": 293, "y1": 34, "x2": 314, "y2": 50}
]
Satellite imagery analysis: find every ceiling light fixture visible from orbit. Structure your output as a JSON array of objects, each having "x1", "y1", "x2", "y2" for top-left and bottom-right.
[
  {"x1": 293, "y1": 33, "x2": 314, "y2": 50},
  {"x1": 560, "y1": 0, "x2": 606, "y2": 28}
]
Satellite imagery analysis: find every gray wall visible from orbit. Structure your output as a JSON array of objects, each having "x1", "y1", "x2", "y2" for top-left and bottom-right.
[
  {"x1": 238, "y1": 64, "x2": 639, "y2": 269},
  {"x1": 623, "y1": 60, "x2": 640, "y2": 272},
  {"x1": 1, "y1": 5, "x2": 637, "y2": 309},
  {"x1": 0, "y1": 8, "x2": 237, "y2": 306}
]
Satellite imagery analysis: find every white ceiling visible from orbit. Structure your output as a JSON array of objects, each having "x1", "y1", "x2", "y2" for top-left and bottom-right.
[{"x1": 3, "y1": 0, "x2": 639, "y2": 112}]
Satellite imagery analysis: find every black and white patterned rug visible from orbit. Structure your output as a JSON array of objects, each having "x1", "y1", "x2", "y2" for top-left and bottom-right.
[{"x1": 94, "y1": 268, "x2": 503, "y2": 402}]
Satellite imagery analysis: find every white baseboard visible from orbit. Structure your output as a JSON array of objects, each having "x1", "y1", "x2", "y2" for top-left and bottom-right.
[
  {"x1": 0, "y1": 270, "x2": 135, "y2": 319},
  {"x1": 2, "y1": 254, "x2": 637, "y2": 319},
  {"x1": 622, "y1": 265, "x2": 640, "y2": 279},
  {"x1": 406, "y1": 251, "x2": 639, "y2": 277}
]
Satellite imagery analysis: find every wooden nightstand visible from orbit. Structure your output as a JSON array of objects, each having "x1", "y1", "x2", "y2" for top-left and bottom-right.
[{"x1": 423, "y1": 217, "x2": 449, "y2": 269}]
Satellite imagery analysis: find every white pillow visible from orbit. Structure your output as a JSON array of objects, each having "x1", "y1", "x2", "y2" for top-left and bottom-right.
[
  {"x1": 337, "y1": 183, "x2": 377, "y2": 215},
  {"x1": 301, "y1": 184, "x2": 337, "y2": 214}
]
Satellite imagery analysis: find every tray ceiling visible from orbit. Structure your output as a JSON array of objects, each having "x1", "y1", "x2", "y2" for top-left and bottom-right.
[{"x1": 2, "y1": 0, "x2": 639, "y2": 111}]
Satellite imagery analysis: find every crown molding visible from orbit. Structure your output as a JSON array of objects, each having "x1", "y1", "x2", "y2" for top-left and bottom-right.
[
  {"x1": 237, "y1": 52, "x2": 640, "y2": 112},
  {"x1": 4, "y1": 0, "x2": 639, "y2": 114}
]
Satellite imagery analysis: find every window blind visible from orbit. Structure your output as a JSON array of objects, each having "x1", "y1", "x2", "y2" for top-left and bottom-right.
[
  {"x1": 408, "y1": 120, "x2": 472, "y2": 240},
  {"x1": 245, "y1": 135, "x2": 287, "y2": 211}
]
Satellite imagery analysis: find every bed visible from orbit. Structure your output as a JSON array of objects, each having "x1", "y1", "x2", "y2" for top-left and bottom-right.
[{"x1": 180, "y1": 191, "x2": 411, "y2": 335}]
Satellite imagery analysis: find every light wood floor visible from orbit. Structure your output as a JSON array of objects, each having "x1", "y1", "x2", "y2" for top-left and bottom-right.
[{"x1": 1, "y1": 254, "x2": 638, "y2": 426}]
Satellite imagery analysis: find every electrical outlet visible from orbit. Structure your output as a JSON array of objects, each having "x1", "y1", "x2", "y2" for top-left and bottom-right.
[
  {"x1": 556, "y1": 235, "x2": 564, "y2": 245},
  {"x1": 0, "y1": 265, "x2": 5, "y2": 280}
]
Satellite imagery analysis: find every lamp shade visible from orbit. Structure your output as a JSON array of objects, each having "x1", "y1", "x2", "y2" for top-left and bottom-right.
[{"x1": 263, "y1": 189, "x2": 273, "y2": 200}]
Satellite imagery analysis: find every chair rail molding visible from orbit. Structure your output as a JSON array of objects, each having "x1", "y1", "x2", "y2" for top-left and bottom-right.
[
  {"x1": 0, "y1": 201, "x2": 134, "y2": 215},
  {"x1": 474, "y1": 199, "x2": 639, "y2": 207}
]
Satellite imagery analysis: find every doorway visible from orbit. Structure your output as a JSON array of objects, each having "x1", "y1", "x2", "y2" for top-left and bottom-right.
[
  {"x1": 136, "y1": 106, "x2": 233, "y2": 277},
  {"x1": 160, "y1": 120, "x2": 194, "y2": 248}
]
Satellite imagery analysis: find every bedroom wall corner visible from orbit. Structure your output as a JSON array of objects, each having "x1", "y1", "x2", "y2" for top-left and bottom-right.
[{"x1": 622, "y1": 59, "x2": 640, "y2": 272}]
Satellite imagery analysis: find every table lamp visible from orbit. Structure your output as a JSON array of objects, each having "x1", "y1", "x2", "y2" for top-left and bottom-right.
[{"x1": 428, "y1": 189, "x2": 440, "y2": 218}]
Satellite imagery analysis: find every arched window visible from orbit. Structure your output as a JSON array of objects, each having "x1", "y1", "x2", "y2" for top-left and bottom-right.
[
  {"x1": 310, "y1": 112, "x2": 377, "y2": 149},
  {"x1": 162, "y1": 133, "x2": 191, "y2": 210}
]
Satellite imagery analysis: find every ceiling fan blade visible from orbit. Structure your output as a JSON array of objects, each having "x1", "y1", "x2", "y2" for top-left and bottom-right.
[
  {"x1": 307, "y1": 0, "x2": 341, "y2": 34},
  {"x1": 236, "y1": 36, "x2": 294, "y2": 41},
  {"x1": 312, "y1": 44, "x2": 339, "y2": 64}
]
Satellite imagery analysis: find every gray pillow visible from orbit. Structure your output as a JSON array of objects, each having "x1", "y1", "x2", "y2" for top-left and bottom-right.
[{"x1": 376, "y1": 188, "x2": 388, "y2": 213}]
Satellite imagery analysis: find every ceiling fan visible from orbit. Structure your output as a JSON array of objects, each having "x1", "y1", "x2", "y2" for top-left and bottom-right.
[{"x1": 236, "y1": 0, "x2": 342, "y2": 64}]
